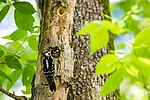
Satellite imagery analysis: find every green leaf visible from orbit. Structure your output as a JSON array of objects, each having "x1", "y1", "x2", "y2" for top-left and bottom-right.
[
  {"x1": 90, "y1": 27, "x2": 109, "y2": 55},
  {"x1": 3, "y1": 29, "x2": 27, "y2": 41},
  {"x1": 5, "y1": 55, "x2": 22, "y2": 70},
  {"x1": 20, "y1": 49, "x2": 37, "y2": 61},
  {"x1": 12, "y1": 41, "x2": 24, "y2": 53},
  {"x1": 22, "y1": 85, "x2": 31, "y2": 94},
  {"x1": 141, "y1": 19, "x2": 150, "y2": 28},
  {"x1": 123, "y1": 54, "x2": 136, "y2": 65},
  {"x1": 138, "y1": 0, "x2": 150, "y2": 17},
  {"x1": 100, "y1": 67, "x2": 124, "y2": 96},
  {"x1": 0, "y1": 5, "x2": 10, "y2": 22},
  {"x1": 26, "y1": 59, "x2": 37, "y2": 63},
  {"x1": 134, "y1": 27, "x2": 150, "y2": 50},
  {"x1": 0, "y1": 49, "x2": 4, "y2": 57},
  {"x1": 100, "y1": 20, "x2": 126, "y2": 34},
  {"x1": 135, "y1": 46, "x2": 150, "y2": 59},
  {"x1": 124, "y1": 54, "x2": 150, "y2": 76},
  {"x1": 10, "y1": 29, "x2": 27, "y2": 41},
  {"x1": 131, "y1": 5, "x2": 140, "y2": 13},
  {"x1": 0, "y1": 71, "x2": 12, "y2": 82},
  {"x1": 13, "y1": 2, "x2": 36, "y2": 15},
  {"x1": 12, "y1": 0, "x2": 19, "y2": 2},
  {"x1": 0, "y1": 0, "x2": 6, "y2": 3},
  {"x1": 113, "y1": 0, "x2": 136, "y2": 13},
  {"x1": 5, "y1": 42, "x2": 24, "y2": 54},
  {"x1": 135, "y1": 57, "x2": 150, "y2": 76},
  {"x1": 0, "y1": 45, "x2": 10, "y2": 52},
  {"x1": 7, "y1": 70, "x2": 22, "y2": 90},
  {"x1": 22, "y1": 64, "x2": 35, "y2": 87},
  {"x1": 138, "y1": 73, "x2": 150, "y2": 88},
  {"x1": 77, "y1": 21, "x2": 100, "y2": 35},
  {"x1": 96, "y1": 54, "x2": 119, "y2": 74},
  {"x1": 28, "y1": 35, "x2": 38, "y2": 51},
  {"x1": 14, "y1": 9, "x2": 34, "y2": 31},
  {"x1": 124, "y1": 16, "x2": 140, "y2": 34},
  {"x1": 2, "y1": 35, "x2": 11, "y2": 40},
  {"x1": 30, "y1": 26, "x2": 40, "y2": 33},
  {"x1": 0, "y1": 80, "x2": 2, "y2": 87}
]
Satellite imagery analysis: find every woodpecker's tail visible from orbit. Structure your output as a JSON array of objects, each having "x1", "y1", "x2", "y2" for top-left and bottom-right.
[{"x1": 50, "y1": 81, "x2": 56, "y2": 92}]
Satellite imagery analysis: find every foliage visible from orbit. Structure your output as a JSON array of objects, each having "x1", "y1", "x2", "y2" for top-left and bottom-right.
[
  {"x1": 78, "y1": 0, "x2": 150, "y2": 99},
  {"x1": 0, "y1": 0, "x2": 38, "y2": 96},
  {"x1": 77, "y1": 20, "x2": 126, "y2": 55}
]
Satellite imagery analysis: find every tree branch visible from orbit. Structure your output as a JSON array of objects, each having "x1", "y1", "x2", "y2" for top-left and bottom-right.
[{"x1": 0, "y1": 87, "x2": 27, "y2": 100}]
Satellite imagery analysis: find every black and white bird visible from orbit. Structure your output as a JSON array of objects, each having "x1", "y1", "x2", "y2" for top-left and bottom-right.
[{"x1": 43, "y1": 51, "x2": 56, "y2": 92}]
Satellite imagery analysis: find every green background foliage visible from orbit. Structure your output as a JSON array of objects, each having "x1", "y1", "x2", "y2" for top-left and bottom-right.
[{"x1": 0, "y1": 0, "x2": 38, "y2": 98}]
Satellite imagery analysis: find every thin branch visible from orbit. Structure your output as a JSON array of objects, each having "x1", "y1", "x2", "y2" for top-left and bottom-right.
[
  {"x1": 14, "y1": 36, "x2": 28, "y2": 55},
  {"x1": 0, "y1": 56, "x2": 5, "y2": 62},
  {"x1": 0, "y1": 87, "x2": 27, "y2": 100},
  {"x1": 17, "y1": 46, "x2": 28, "y2": 55}
]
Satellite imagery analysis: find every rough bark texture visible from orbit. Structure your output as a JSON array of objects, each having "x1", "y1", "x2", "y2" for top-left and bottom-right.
[
  {"x1": 32, "y1": 0, "x2": 117, "y2": 100},
  {"x1": 68, "y1": 0, "x2": 116, "y2": 100},
  {"x1": 32, "y1": 0, "x2": 76, "y2": 100}
]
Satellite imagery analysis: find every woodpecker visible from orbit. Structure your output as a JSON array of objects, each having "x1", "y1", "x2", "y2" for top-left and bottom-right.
[{"x1": 43, "y1": 51, "x2": 56, "y2": 92}]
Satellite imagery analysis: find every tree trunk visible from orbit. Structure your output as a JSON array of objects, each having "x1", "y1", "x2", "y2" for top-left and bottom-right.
[
  {"x1": 68, "y1": 0, "x2": 116, "y2": 99},
  {"x1": 32, "y1": 0, "x2": 117, "y2": 100}
]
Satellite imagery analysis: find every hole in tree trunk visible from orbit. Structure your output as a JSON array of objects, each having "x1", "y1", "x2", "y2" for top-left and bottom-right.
[{"x1": 57, "y1": 7, "x2": 65, "y2": 15}]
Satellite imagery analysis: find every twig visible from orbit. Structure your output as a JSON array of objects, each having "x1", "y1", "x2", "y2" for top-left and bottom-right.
[
  {"x1": 14, "y1": 36, "x2": 28, "y2": 55},
  {"x1": 17, "y1": 46, "x2": 28, "y2": 55},
  {"x1": 0, "y1": 87, "x2": 27, "y2": 100}
]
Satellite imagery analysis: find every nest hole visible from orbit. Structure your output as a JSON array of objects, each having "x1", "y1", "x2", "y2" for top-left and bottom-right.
[{"x1": 57, "y1": 7, "x2": 65, "y2": 15}]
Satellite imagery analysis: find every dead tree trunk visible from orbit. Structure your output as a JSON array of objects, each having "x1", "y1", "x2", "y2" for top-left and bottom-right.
[{"x1": 32, "y1": 0, "x2": 117, "y2": 100}]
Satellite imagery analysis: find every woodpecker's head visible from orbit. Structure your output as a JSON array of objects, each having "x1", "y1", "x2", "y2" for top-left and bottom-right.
[{"x1": 44, "y1": 51, "x2": 51, "y2": 58}]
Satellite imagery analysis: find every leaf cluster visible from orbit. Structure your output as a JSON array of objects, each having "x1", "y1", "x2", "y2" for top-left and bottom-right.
[{"x1": 0, "y1": 0, "x2": 39, "y2": 95}]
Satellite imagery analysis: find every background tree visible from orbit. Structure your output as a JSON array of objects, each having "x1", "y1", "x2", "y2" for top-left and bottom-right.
[{"x1": 68, "y1": 0, "x2": 117, "y2": 99}]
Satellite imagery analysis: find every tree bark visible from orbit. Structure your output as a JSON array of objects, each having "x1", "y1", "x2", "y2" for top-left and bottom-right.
[
  {"x1": 68, "y1": 0, "x2": 116, "y2": 99},
  {"x1": 32, "y1": 0, "x2": 117, "y2": 100},
  {"x1": 32, "y1": 0, "x2": 76, "y2": 100}
]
